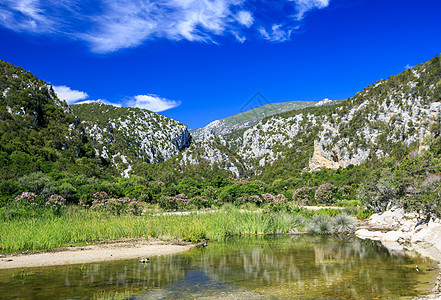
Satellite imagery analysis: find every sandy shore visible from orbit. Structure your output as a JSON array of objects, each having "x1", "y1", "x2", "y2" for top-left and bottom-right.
[{"x1": 0, "y1": 239, "x2": 195, "y2": 269}]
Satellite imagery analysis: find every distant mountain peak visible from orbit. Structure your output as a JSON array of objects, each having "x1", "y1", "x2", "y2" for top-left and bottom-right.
[
  {"x1": 314, "y1": 98, "x2": 334, "y2": 106},
  {"x1": 189, "y1": 100, "x2": 316, "y2": 141}
]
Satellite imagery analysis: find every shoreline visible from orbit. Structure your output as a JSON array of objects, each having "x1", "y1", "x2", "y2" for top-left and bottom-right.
[
  {"x1": 0, "y1": 238, "x2": 195, "y2": 269},
  {"x1": 355, "y1": 208, "x2": 441, "y2": 299}
]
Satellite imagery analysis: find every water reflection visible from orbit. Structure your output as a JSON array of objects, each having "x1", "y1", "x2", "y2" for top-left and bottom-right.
[{"x1": 0, "y1": 235, "x2": 437, "y2": 299}]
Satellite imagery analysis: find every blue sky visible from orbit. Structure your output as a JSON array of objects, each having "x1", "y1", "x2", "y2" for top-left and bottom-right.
[{"x1": 1, "y1": 0, "x2": 441, "y2": 128}]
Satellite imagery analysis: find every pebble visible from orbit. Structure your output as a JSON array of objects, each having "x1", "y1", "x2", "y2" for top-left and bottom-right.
[{"x1": 140, "y1": 257, "x2": 150, "y2": 263}]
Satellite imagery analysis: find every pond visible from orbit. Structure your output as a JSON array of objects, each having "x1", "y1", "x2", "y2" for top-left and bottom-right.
[{"x1": 0, "y1": 235, "x2": 438, "y2": 299}]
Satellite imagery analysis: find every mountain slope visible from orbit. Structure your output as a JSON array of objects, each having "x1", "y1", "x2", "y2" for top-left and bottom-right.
[
  {"x1": 189, "y1": 100, "x2": 317, "y2": 141},
  {"x1": 236, "y1": 56, "x2": 441, "y2": 174},
  {"x1": 71, "y1": 103, "x2": 191, "y2": 177},
  {"x1": 0, "y1": 60, "x2": 102, "y2": 181},
  {"x1": 181, "y1": 56, "x2": 441, "y2": 178}
]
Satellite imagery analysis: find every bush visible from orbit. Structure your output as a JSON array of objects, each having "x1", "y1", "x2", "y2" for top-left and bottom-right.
[
  {"x1": 17, "y1": 172, "x2": 50, "y2": 194},
  {"x1": 333, "y1": 214, "x2": 356, "y2": 233},
  {"x1": 45, "y1": 195, "x2": 66, "y2": 214},
  {"x1": 356, "y1": 209, "x2": 374, "y2": 219},
  {"x1": 292, "y1": 186, "x2": 316, "y2": 205},
  {"x1": 306, "y1": 215, "x2": 333, "y2": 235},
  {"x1": 357, "y1": 169, "x2": 398, "y2": 213},
  {"x1": 15, "y1": 192, "x2": 39, "y2": 206},
  {"x1": 82, "y1": 192, "x2": 144, "y2": 215}
]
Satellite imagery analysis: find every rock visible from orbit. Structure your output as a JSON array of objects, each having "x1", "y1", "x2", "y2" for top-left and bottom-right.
[
  {"x1": 381, "y1": 241, "x2": 404, "y2": 252},
  {"x1": 140, "y1": 257, "x2": 150, "y2": 263},
  {"x1": 355, "y1": 229, "x2": 385, "y2": 241},
  {"x1": 382, "y1": 230, "x2": 404, "y2": 242}
]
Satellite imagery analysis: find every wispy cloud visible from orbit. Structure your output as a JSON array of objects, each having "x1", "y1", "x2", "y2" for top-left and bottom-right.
[
  {"x1": 0, "y1": 0, "x2": 331, "y2": 52},
  {"x1": 258, "y1": 24, "x2": 292, "y2": 42},
  {"x1": 405, "y1": 64, "x2": 414, "y2": 70},
  {"x1": 126, "y1": 94, "x2": 181, "y2": 112},
  {"x1": 53, "y1": 85, "x2": 89, "y2": 104},
  {"x1": 292, "y1": 0, "x2": 329, "y2": 20},
  {"x1": 54, "y1": 84, "x2": 179, "y2": 112}
]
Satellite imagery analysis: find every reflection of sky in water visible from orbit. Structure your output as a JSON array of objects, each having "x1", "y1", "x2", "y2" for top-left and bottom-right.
[{"x1": 0, "y1": 235, "x2": 438, "y2": 299}]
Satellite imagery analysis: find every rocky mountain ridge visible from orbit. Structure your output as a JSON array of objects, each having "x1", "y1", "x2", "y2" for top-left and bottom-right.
[
  {"x1": 190, "y1": 99, "x2": 318, "y2": 141},
  {"x1": 0, "y1": 59, "x2": 193, "y2": 179},
  {"x1": 71, "y1": 103, "x2": 191, "y2": 177},
  {"x1": 179, "y1": 56, "x2": 441, "y2": 177},
  {"x1": 2, "y1": 56, "x2": 441, "y2": 180}
]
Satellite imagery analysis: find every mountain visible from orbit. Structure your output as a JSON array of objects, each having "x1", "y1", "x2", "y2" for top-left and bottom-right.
[
  {"x1": 0, "y1": 60, "x2": 99, "y2": 182},
  {"x1": 2, "y1": 55, "x2": 441, "y2": 184},
  {"x1": 189, "y1": 100, "x2": 319, "y2": 141},
  {"x1": 179, "y1": 56, "x2": 441, "y2": 179},
  {"x1": 0, "y1": 59, "x2": 192, "y2": 182},
  {"x1": 70, "y1": 103, "x2": 191, "y2": 177}
]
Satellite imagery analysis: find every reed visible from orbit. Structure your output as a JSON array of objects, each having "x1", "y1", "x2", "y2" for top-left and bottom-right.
[{"x1": 0, "y1": 206, "x2": 357, "y2": 253}]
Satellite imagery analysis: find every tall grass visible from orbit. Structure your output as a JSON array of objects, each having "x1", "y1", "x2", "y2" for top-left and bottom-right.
[
  {"x1": 0, "y1": 207, "x2": 358, "y2": 254},
  {"x1": 0, "y1": 207, "x2": 300, "y2": 253}
]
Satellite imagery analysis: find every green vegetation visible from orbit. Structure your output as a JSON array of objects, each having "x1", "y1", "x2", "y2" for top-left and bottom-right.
[
  {"x1": 0, "y1": 206, "x2": 357, "y2": 253},
  {"x1": 189, "y1": 100, "x2": 317, "y2": 140},
  {"x1": 1, "y1": 56, "x2": 441, "y2": 254}
]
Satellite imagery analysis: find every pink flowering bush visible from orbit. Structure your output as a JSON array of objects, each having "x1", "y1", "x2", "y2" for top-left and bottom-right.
[
  {"x1": 158, "y1": 194, "x2": 190, "y2": 210},
  {"x1": 292, "y1": 186, "x2": 317, "y2": 205},
  {"x1": 262, "y1": 193, "x2": 288, "y2": 211},
  {"x1": 315, "y1": 183, "x2": 339, "y2": 204},
  {"x1": 15, "y1": 192, "x2": 39, "y2": 206},
  {"x1": 149, "y1": 180, "x2": 165, "y2": 194},
  {"x1": 82, "y1": 192, "x2": 144, "y2": 215},
  {"x1": 190, "y1": 196, "x2": 212, "y2": 209},
  {"x1": 45, "y1": 195, "x2": 66, "y2": 213},
  {"x1": 201, "y1": 186, "x2": 218, "y2": 201},
  {"x1": 248, "y1": 194, "x2": 264, "y2": 206},
  {"x1": 158, "y1": 194, "x2": 213, "y2": 210}
]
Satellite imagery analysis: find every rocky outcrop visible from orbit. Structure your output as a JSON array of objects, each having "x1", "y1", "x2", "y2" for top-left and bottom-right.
[
  {"x1": 356, "y1": 207, "x2": 441, "y2": 261},
  {"x1": 71, "y1": 103, "x2": 191, "y2": 177},
  {"x1": 309, "y1": 140, "x2": 371, "y2": 170},
  {"x1": 223, "y1": 57, "x2": 441, "y2": 172},
  {"x1": 190, "y1": 100, "x2": 317, "y2": 142},
  {"x1": 356, "y1": 207, "x2": 441, "y2": 299},
  {"x1": 179, "y1": 133, "x2": 243, "y2": 177}
]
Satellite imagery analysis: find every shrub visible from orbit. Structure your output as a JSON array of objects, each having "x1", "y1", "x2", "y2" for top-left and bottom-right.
[
  {"x1": 45, "y1": 195, "x2": 66, "y2": 211},
  {"x1": 315, "y1": 183, "x2": 337, "y2": 204},
  {"x1": 357, "y1": 169, "x2": 398, "y2": 213},
  {"x1": 82, "y1": 191, "x2": 144, "y2": 215},
  {"x1": 306, "y1": 215, "x2": 333, "y2": 235},
  {"x1": 15, "y1": 192, "x2": 39, "y2": 206},
  {"x1": 292, "y1": 186, "x2": 316, "y2": 205},
  {"x1": 158, "y1": 194, "x2": 190, "y2": 210},
  {"x1": 333, "y1": 214, "x2": 356, "y2": 233},
  {"x1": 190, "y1": 196, "x2": 211, "y2": 209},
  {"x1": 356, "y1": 209, "x2": 374, "y2": 219}
]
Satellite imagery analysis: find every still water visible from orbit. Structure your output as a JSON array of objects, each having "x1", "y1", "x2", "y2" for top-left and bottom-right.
[{"x1": 0, "y1": 235, "x2": 438, "y2": 299}]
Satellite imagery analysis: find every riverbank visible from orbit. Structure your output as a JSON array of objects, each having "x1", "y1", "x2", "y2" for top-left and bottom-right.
[
  {"x1": 0, "y1": 238, "x2": 194, "y2": 269},
  {"x1": 355, "y1": 207, "x2": 441, "y2": 299}
]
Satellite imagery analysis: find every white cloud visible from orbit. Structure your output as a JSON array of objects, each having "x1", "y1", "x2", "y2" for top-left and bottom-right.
[
  {"x1": 405, "y1": 64, "x2": 414, "y2": 70},
  {"x1": 259, "y1": 24, "x2": 292, "y2": 42},
  {"x1": 236, "y1": 10, "x2": 253, "y2": 27},
  {"x1": 292, "y1": 0, "x2": 330, "y2": 20},
  {"x1": 126, "y1": 94, "x2": 181, "y2": 112},
  {"x1": 53, "y1": 85, "x2": 89, "y2": 104},
  {"x1": 0, "y1": 0, "x2": 332, "y2": 52}
]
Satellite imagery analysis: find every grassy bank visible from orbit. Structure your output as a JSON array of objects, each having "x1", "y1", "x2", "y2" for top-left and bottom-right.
[{"x1": 0, "y1": 206, "x2": 356, "y2": 254}]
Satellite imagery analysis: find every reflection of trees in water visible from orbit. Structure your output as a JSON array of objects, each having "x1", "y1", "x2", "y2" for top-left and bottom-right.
[
  {"x1": 0, "y1": 255, "x2": 189, "y2": 299},
  {"x1": 187, "y1": 236, "x2": 426, "y2": 299},
  {"x1": 0, "y1": 236, "x2": 434, "y2": 299}
]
